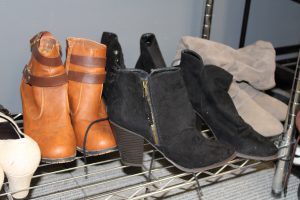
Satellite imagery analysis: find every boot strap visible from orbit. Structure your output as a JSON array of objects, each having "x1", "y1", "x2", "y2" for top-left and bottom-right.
[
  {"x1": 68, "y1": 71, "x2": 106, "y2": 84},
  {"x1": 70, "y1": 54, "x2": 106, "y2": 68},
  {"x1": 30, "y1": 32, "x2": 63, "y2": 67},
  {"x1": 23, "y1": 65, "x2": 68, "y2": 87}
]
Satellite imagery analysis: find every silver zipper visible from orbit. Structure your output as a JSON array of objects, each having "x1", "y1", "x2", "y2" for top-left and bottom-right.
[{"x1": 142, "y1": 79, "x2": 159, "y2": 145}]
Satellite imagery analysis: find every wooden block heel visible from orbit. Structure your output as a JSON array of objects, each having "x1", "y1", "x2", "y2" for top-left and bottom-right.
[{"x1": 110, "y1": 122, "x2": 144, "y2": 167}]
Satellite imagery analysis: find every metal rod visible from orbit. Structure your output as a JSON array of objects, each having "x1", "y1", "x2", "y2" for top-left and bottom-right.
[
  {"x1": 193, "y1": 173, "x2": 203, "y2": 198},
  {"x1": 87, "y1": 160, "x2": 261, "y2": 200},
  {"x1": 1, "y1": 116, "x2": 271, "y2": 200},
  {"x1": 125, "y1": 161, "x2": 262, "y2": 200},
  {"x1": 272, "y1": 50, "x2": 300, "y2": 195},
  {"x1": 145, "y1": 150, "x2": 156, "y2": 194},
  {"x1": 239, "y1": 0, "x2": 252, "y2": 48},
  {"x1": 201, "y1": 0, "x2": 214, "y2": 39}
]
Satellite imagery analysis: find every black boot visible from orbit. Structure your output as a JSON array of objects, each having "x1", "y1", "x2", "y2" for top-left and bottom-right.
[
  {"x1": 177, "y1": 50, "x2": 278, "y2": 160},
  {"x1": 101, "y1": 32, "x2": 125, "y2": 101},
  {"x1": 135, "y1": 33, "x2": 166, "y2": 72},
  {"x1": 107, "y1": 67, "x2": 235, "y2": 172},
  {"x1": 0, "y1": 105, "x2": 19, "y2": 139}
]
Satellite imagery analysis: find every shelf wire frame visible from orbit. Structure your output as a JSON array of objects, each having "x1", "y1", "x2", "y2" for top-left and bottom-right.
[
  {"x1": 272, "y1": 50, "x2": 300, "y2": 196},
  {"x1": 0, "y1": 118, "x2": 273, "y2": 200}
]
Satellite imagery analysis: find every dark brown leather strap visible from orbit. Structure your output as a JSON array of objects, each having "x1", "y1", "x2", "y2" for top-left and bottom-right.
[
  {"x1": 68, "y1": 71, "x2": 106, "y2": 84},
  {"x1": 23, "y1": 65, "x2": 67, "y2": 87},
  {"x1": 70, "y1": 55, "x2": 106, "y2": 67},
  {"x1": 31, "y1": 44, "x2": 63, "y2": 67}
]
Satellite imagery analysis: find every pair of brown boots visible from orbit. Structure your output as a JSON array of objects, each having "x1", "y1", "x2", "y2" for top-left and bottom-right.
[{"x1": 20, "y1": 31, "x2": 116, "y2": 163}]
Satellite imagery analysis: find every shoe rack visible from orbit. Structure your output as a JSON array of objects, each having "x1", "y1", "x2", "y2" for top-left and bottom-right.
[{"x1": 0, "y1": 117, "x2": 273, "y2": 200}]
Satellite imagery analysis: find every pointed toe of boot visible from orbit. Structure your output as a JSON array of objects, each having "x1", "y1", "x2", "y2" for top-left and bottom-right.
[
  {"x1": 230, "y1": 81, "x2": 284, "y2": 137},
  {"x1": 43, "y1": 144, "x2": 76, "y2": 163},
  {"x1": 238, "y1": 82, "x2": 288, "y2": 121},
  {"x1": 235, "y1": 127, "x2": 278, "y2": 161},
  {"x1": 161, "y1": 129, "x2": 236, "y2": 173},
  {"x1": 37, "y1": 130, "x2": 76, "y2": 163}
]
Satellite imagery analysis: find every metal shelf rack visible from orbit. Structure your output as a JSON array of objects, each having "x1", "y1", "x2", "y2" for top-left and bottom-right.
[{"x1": 0, "y1": 119, "x2": 273, "y2": 200}]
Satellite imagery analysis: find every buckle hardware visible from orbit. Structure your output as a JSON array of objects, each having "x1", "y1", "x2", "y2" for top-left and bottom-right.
[
  {"x1": 23, "y1": 66, "x2": 31, "y2": 84},
  {"x1": 30, "y1": 32, "x2": 43, "y2": 48}
]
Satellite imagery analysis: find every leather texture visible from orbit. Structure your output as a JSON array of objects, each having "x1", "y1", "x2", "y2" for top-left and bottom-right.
[
  {"x1": 66, "y1": 37, "x2": 116, "y2": 154},
  {"x1": 20, "y1": 31, "x2": 77, "y2": 162},
  {"x1": 68, "y1": 70, "x2": 106, "y2": 84},
  {"x1": 23, "y1": 64, "x2": 68, "y2": 87}
]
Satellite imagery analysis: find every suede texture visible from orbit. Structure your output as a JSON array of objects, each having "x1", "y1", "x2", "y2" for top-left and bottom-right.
[
  {"x1": 135, "y1": 33, "x2": 166, "y2": 73},
  {"x1": 175, "y1": 36, "x2": 276, "y2": 90},
  {"x1": 149, "y1": 68, "x2": 235, "y2": 169},
  {"x1": 107, "y1": 69, "x2": 154, "y2": 143},
  {"x1": 238, "y1": 82, "x2": 288, "y2": 121},
  {"x1": 108, "y1": 67, "x2": 235, "y2": 170},
  {"x1": 229, "y1": 81, "x2": 283, "y2": 137},
  {"x1": 178, "y1": 50, "x2": 278, "y2": 158},
  {"x1": 101, "y1": 32, "x2": 125, "y2": 101}
]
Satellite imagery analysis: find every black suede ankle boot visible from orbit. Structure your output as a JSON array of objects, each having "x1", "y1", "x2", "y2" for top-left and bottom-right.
[
  {"x1": 135, "y1": 33, "x2": 166, "y2": 72},
  {"x1": 177, "y1": 50, "x2": 278, "y2": 160},
  {"x1": 107, "y1": 67, "x2": 235, "y2": 172},
  {"x1": 101, "y1": 32, "x2": 125, "y2": 101}
]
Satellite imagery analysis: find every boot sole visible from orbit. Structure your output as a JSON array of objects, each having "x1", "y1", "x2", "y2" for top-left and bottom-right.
[
  {"x1": 110, "y1": 121, "x2": 236, "y2": 173},
  {"x1": 76, "y1": 146, "x2": 117, "y2": 156},
  {"x1": 235, "y1": 152, "x2": 278, "y2": 161},
  {"x1": 195, "y1": 111, "x2": 278, "y2": 161},
  {"x1": 42, "y1": 155, "x2": 76, "y2": 164}
]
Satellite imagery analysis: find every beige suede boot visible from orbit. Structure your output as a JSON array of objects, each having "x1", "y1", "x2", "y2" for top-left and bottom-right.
[
  {"x1": 175, "y1": 36, "x2": 276, "y2": 90},
  {"x1": 0, "y1": 165, "x2": 3, "y2": 191},
  {"x1": 229, "y1": 81, "x2": 283, "y2": 137},
  {"x1": 238, "y1": 82, "x2": 288, "y2": 121}
]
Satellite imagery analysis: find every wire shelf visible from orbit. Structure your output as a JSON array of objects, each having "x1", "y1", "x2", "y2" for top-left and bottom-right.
[{"x1": 0, "y1": 119, "x2": 274, "y2": 200}]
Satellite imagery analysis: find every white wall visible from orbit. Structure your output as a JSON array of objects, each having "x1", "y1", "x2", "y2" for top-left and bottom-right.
[
  {"x1": 211, "y1": 0, "x2": 300, "y2": 48},
  {"x1": 0, "y1": 0, "x2": 203, "y2": 112},
  {"x1": 0, "y1": 0, "x2": 299, "y2": 113}
]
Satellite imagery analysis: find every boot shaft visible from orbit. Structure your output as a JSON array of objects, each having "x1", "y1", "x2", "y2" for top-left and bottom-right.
[
  {"x1": 66, "y1": 37, "x2": 107, "y2": 119},
  {"x1": 101, "y1": 32, "x2": 125, "y2": 70},
  {"x1": 66, "y1": 37, "x2": 106, "y2": 75},
  {"x1": 101, "y1": 32, "x2": 125, "y2": 101},
  {"x1": 135, "y1": 33, "x2": 166, "y2": 72},
  {"x1": 27, "y1": 31, "x2": 64, "y2": 78},
  {"x1": 21, "y1": 32, "x2": 70, "y2": 121}
]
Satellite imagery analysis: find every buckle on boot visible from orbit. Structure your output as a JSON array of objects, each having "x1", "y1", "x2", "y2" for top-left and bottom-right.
[
  {"x1": 30, "y1": 32, "x2": 43, "y2": 50},
  {"x1": 23, "y1": 65, "x2": 31, "y2": 84}
]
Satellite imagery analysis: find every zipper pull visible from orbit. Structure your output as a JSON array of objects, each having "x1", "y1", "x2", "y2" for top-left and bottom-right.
[{"x1": 142, "y1": 80, "x2": 148, "y2": 98}]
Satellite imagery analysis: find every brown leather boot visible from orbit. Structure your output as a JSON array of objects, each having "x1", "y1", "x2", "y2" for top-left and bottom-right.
[
  {"x1": 66, "y1": 37, "x2": 116, "y2": 155},
  {"x1": 20, "y1": 31, "x2": 77, "y2": 163}
]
